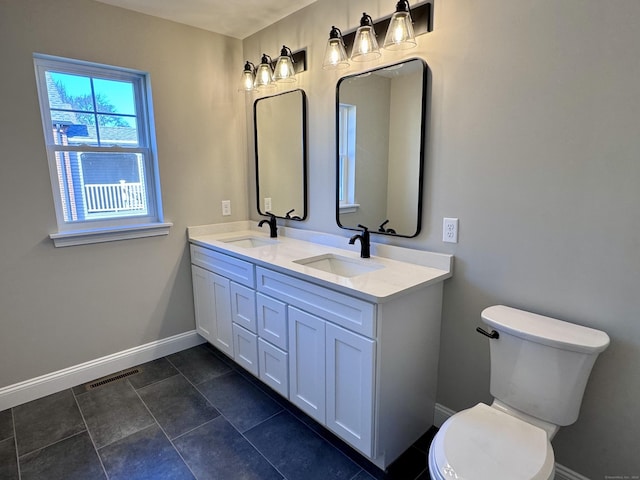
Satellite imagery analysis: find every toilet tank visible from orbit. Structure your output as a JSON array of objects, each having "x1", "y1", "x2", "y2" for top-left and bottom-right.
[{"x1": 481, "y1": 305, "x2": 609, "y2": 426}]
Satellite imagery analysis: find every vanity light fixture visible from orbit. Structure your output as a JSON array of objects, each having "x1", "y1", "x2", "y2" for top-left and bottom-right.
[
  {"x1": 241, "y1": 48, "x2": 307, "y2": 93},
  {"x1": 383, "y1": 0, "x2": 417, "y2": 50},
  {"x1": 273, "y1": 45, "x2": 297, "y2": 83},
  {"x1": 350, "y1": 13, "x2": 381, "y2": 62},
  {"x1": 322, "y1": 26, "x2": 349, "y2": 70},
  {"x1": 323, "y1": 1, "x2": 432, "y2": 69},
  {"x1": 240, "y1": 61, "x2": 256, "y2": 92},
  {"x1": 254, "y1": 54, "x2": 276, "y2": 90}
]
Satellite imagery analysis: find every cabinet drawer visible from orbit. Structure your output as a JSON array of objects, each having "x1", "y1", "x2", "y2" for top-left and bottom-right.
[
  {"x1": 190, "y1": 244, "x2": 255, "y2": 287},
  {"x1": 257, "y1": 293, "x2": 288, "y2": 351},
  {"x1": 258, "y1": 338, "x2": 288, "y2": 398},
  {"x1": 256, "y1": 267, "x2": 376, "y2": 337},
  {"x1": 233, "y1": 324, "x2": 258, "y2": 376},
  {"x1": 231, "y1": 282, "x2": 257, "y2": 333}
]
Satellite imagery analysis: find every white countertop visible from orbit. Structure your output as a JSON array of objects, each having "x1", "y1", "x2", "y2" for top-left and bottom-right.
[{"x1": 187, "y1": 222, "x2": 453, "y2": 303}]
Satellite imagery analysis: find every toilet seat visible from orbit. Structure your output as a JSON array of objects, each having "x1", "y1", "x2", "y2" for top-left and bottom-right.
[{"x1": 429, "y1": 403, "x2": 555, "y2": 480}]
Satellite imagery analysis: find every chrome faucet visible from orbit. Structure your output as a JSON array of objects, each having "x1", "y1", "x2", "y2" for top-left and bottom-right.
[
  {"x1": 258, "y1": 213, "x2": 278, "y2": 238},
  {"x1": 349, "y1": 224, "x2": 370, "y2": 258}
]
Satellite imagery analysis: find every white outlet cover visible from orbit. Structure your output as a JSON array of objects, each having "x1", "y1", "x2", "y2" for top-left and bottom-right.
[
  {"x1": 222, "y1": 200, "x2": 231, "y2": 216},
  {"x1": 443, "y1": 217, "x2": 458, "y2": 243}
]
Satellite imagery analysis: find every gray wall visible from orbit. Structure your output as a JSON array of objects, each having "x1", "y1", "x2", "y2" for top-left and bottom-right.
[
  {"x1": 0, "y1": 0, "x2": 247, "y2": 384},
  {"x1": 244, "y1": 0, "x2": 640, "y2": 477}
]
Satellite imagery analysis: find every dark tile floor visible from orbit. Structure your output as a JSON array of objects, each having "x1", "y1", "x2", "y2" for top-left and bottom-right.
[{"x1": 0, "y1": 344, "x2": 436, "y2": 480}]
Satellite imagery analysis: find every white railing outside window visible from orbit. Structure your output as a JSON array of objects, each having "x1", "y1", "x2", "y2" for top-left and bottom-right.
[{"x1": 84, "y1": 180, "x2": 146, "y2": 214}]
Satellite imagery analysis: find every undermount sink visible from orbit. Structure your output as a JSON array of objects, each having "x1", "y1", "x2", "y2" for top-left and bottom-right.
[
  {"x1": 221, "y1": 236, "x2": 277, "y2": 248},
  {"x1": 293, "y1": 253, "x2": 384, "y2": 278}
]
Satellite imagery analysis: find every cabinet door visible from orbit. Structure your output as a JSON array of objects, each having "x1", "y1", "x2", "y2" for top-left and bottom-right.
[
  {"x1": 257, "y1": 293, "x2": 287, "y2": 351},
  {"x1": 233, "y1": 324, "x2": 258, "y2": 376},
  {"x1": 289, "y1": 307, "x2": 326, "y2": 423},
  {"x1": 231, "y1": 282, "x2": 257, "y2": 333},
  {"x1": 192, "y1": 265, "x2": 215, "y2": 342},
  {"x1": 192, "y1": 264, "x2": 234, "y2": 356},
  {"x1": 210, "y1": 272, "x2": 234, "y2": 357},
  {"x1": 258, "y1": 338, "x2": 288, "y2": 398},
  {"x1": 326, "y1": 323, "x2": 375, "y2": 457}
]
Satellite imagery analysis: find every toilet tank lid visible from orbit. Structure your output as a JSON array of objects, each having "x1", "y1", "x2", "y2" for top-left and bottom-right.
[{"x1": 481, "y1": 305, "x2": 610, "y2": 354}]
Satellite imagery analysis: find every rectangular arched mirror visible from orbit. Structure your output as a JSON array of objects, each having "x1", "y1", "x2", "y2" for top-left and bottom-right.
[
  {"x1": 336, "y1": 59, "x2": 427, "y2": 237},
  {"x1": 255, "y1": 89, "x2": 307, "y2": 221}
]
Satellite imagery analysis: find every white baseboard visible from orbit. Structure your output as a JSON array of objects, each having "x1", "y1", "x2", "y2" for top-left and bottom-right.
[
  {"x1": 434, "y1": 402, "x2": 456, "y2": 428},
  {"x1": 0, "y1": 330, "x2": 205, "y2": 411},
  {"x1": 433, "y1": 403, "x2": 589, "y2": 480}
]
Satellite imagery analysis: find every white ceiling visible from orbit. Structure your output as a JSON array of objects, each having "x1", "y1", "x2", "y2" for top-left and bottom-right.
[{"x1": 95, "y1": 0, "x2": 318, "y2": 39}]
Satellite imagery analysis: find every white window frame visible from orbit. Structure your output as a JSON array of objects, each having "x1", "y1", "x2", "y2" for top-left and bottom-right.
[
  {"x1": 33, "y1": 53, "x2": 171, "y2": 247},
  {"x1": 338, "y1": 103, "x2": 358, "y2": 213}
]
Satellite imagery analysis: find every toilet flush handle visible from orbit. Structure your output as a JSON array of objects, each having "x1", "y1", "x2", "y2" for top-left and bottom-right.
[{"x1": 476, "y1": 327, "x2": 499, "y2": 339}]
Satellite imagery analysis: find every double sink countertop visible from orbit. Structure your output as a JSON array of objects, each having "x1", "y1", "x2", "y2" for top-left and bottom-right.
[{"x1": 188, "y1": 221, "x2": 453, "y2": 303}]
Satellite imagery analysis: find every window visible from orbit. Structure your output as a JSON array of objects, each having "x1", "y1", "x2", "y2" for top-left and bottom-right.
[
  {"x1": 33, "y1": 54, "x2": 170, "y2": 246},
  {"x1": 338, "y1": 103, "x2": 358, "y2": 213}
]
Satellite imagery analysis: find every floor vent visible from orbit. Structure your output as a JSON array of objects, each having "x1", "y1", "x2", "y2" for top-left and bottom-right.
[{"x1": 85, "y1": 368, "x2": 141, "y2": 390}]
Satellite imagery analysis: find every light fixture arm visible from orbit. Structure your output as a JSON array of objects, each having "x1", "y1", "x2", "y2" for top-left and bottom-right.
[
  {"x1": 260, "y1": 54, "x2": 273, "y2": 67},
  {"x1": 280, "y1": 45, "x2": 294, "y2": 62},
  {"x1": 243, "y1": 61, "x2": 255, "y2": 73},
  {"x1": 329, "y1": 26, "x2": 344, "y2": 42},
  {"x1": 395, "y1": 0, "x2": 412, "y2": 14},
  {"x1": 359, "y1": 13, "x2": 375, "y2": 28}
]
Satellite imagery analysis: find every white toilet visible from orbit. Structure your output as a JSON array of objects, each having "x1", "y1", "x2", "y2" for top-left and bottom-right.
[{"x1": 429, "y1": 305, "x2": 610, "y2": 480}]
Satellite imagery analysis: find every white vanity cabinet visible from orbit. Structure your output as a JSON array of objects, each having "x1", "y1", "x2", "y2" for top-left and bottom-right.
[{"x1": 190, "y1": 242, "x2": 445, "y2": 470}]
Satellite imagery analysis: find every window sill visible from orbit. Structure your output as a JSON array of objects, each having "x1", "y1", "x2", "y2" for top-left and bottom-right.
[
  {"x1": 339, "y1": 203, "x2": 360, "y2": 214},
  {"x1": 49, "y1": 222, "x2": 173, "y2": 247}
]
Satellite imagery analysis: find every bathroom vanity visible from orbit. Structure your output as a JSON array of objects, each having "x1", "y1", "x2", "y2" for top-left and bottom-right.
[{"x1": 188, "y1": 222, "x2": 452, "y2": 469}]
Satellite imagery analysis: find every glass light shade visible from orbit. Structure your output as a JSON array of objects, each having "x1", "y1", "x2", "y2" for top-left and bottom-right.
[
  {"x1": 254, "y1": 55, "x2": 275, "y2": 90},
  {"x1": 274, "y1": 55, "x2": 296, "y2": 83},
  {"x1": 323, "y1": 26, "x2": 349, "y2": 70},
  {"x1": 240, "y1": 61, "x2": 255, "y2": 92},
  {"x1": 383, "y1": 11, "x2": 416, "y2": 50},
  {"x1": 351, "y1": 25, "x2": 381, "y2": 61}
]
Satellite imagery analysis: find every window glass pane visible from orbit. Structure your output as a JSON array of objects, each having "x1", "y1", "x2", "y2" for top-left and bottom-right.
[
  {"x1": 97, "y1": 115, "x2": 139, "y2": 147},
  {"x1": 51, "y1": 118, "x2": 99, "y2": 146},
  {"x1": 47, "y1": 72, "x2": 94, "y2": 112},
  {"x1": 54, "y1": 151, "x2": 148, "y2": 222},
  {"x1": 93, "y1": 78, "x2": 136, "y2": 115}
]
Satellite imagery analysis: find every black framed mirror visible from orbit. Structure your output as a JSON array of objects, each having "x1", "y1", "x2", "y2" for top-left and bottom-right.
[
  {"x1": 336, "y1": 58, "x2": 427, "y2": 237},
  {"x1": 255, "y1": 89, "x2": 307, "y2": 220}
]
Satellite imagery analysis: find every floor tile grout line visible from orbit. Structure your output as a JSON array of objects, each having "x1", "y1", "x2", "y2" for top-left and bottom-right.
[
  {"x1": 71, "y1": 387, "x2": 110, "y2": 480},
  {"x1": 11, "y1": 408, "x2": 21, "y2": 480},
  {"x1": 243, "y1": 409, "x2": 365, "y2": 480},
  {"x1": 129, "y1": 377, "x2": 202, "y2": 480},
  {"x1": 175, "y1": 356, "x2": 290, "y2": 480},
  {"x1": 14, "y1": 428, "x2": 90, "y2": 460},
  {"x1": 181, "y1": 366, "x2": 294, "y2": 479},
  {"x1": 236, "y1": 415, "x2": 290, "y2": 480}
]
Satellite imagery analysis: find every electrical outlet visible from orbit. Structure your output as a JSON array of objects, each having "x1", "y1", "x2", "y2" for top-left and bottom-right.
[
  {"x1": 264, "y1": 197, "x2": 272, "y2": 212},
  {"x1": 443, "y1": 217, "x2": 458, "y2": 243},
  {"x1": 222, "y1": 200, "x2": 231, "y2": 216}
]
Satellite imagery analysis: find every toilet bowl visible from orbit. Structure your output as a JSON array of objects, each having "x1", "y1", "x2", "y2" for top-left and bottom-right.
[
  {"x1": 428, "y1": 403, "x2": 554, "y2": 480},
  {"x1": 428, "y1": 305, "x2": 609, "y2": 480}
]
